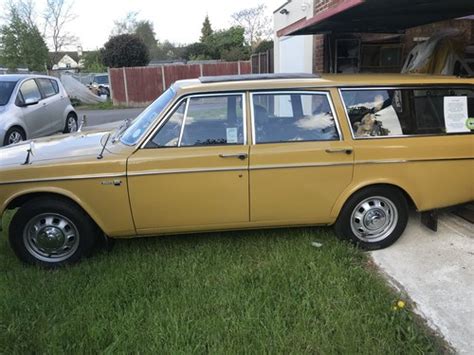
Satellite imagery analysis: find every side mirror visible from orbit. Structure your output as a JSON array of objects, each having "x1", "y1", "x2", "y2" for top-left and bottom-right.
[{"x1": 23, "y1": 98, "x2": 39, "y2": 106}]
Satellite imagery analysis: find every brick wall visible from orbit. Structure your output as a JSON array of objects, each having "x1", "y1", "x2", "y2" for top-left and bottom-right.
[
  {"x1": 313, "y1": 0, "x2": 347, "y2": 14},
  {"x1": 312, "y1": 0, "x2": 347, "y2": 73}
]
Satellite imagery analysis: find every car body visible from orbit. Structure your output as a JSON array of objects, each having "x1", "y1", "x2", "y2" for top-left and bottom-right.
[
  {"x1": 0, "y1": 73, "x2": 472, "y2": 267},
  {"x1": 0, "y1": 74, "x2": 78, "y2": 146},
  {"x1": 91, "y1": 74, "x2": 110, "y2": 96}
]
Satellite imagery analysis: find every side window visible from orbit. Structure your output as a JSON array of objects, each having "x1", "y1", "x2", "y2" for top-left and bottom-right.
[
  {"x1": 147, "y1": 101, "x2": 186, "y2": 148},
  {"x1": 252, "y1": 92, "x2": 339, "y2": 143},
  {"x1": 146, "y1": 94, "x2": 245, "y2": 148},
  {"x1": 50, "y1": 79, "x2": 60, "y2": 94},
  {"x1": 18, "y1": 80, "x2": 41, "y2": 104},
  {"x1": 37, "y1": 79, "x2": 57, "y2": 98},
  {"x1": 341, "y1": 88, "x2": 474, "y2": 138},
  {"x1": 181, "y1": 95, "x2": 244, "y2": 146}
]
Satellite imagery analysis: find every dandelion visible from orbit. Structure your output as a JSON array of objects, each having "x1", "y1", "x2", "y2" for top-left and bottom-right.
[{"x1": 397, "y1": 300, "x2": 406, "y2": 309}]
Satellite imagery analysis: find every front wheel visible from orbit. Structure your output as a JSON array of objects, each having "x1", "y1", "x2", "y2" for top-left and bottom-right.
[
  {"x1": 9, "y1": 197, "x2": 99, "y2": 267},
  {"x1": 335, "y1": 186, "x2": 408, "y2": 250},
  {"x1": 3, "y1": 127, "x2": 26, "y2": 146}
]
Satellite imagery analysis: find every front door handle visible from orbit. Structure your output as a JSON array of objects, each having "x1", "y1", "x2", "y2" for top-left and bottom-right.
[
  {"x1": 219, "y1": 153, "x2": 248, "y2": 160},
  {"x1": 325, "y1": 148, "x2": 353, "y2": 155}
]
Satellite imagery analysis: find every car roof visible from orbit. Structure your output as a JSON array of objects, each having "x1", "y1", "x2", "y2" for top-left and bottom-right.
[
  {"x1": 174, "y1": 73, "x2": 474, "y2": 95},
  {"x1": 0, "y1": 74, "x2": 58, "y2": 82}
]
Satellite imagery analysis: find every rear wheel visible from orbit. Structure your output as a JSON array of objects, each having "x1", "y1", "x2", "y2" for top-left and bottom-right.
[
  {"x1": 3, "y1": 126, "x2": 26, "y2": 146},
  {"x1": 335, "y1": 186, "x2": 408, "y2": 250},
  {"x1": 64, "y1": 113, "x2": 78, "y2": 133},
  {"x1": 9, "y1": 197, "x2": 99, "y2": 267}
]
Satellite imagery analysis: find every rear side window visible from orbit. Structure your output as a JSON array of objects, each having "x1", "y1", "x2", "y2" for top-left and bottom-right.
[
  {"x1": 252, "y1": 92, "x2": 339, "y2": 143},
  {"x1": 37, "y1": 78, "x2": 57, "y2": 98},
  {"x1": 341, "y1": 88, "x2": 474, "y2": 138},
  {"x1": 51, "y1": 79, "x2": 60, "y2": 94}
]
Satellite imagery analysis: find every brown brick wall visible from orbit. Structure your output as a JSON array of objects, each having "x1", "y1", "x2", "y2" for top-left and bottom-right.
[
  {"x1": 313, "y1": 0, "x2": 347, "y2": 14},
  {"x1": 312, "y1": 0, "x2": 348, "y2": 73}
]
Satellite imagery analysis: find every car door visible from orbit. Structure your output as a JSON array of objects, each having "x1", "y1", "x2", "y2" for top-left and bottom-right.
[
  {"x1": 36, "y1": 78, "x2": 66, "y2": 133},
  {"x1": 127, "y1": 93, "x2": 250, "y2": 234},
  {"x1": 17, "y1": 79, "x2": 50, "y2": 138},
  {"x1": 249, "y1": 90, "x2": 354, "y2": 224}
]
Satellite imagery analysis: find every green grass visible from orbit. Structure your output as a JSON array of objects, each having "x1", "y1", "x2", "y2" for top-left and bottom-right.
[{"x1": 0, "y1": 211, "x2": 445, "y2": 354}]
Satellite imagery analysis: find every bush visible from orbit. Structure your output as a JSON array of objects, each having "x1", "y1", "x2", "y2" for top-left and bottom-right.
[{"x1": 101, "y1": 34, "x2": 150, "y2": 68}]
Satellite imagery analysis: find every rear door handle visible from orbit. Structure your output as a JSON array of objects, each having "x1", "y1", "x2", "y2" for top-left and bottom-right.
[
  {"x1": 325, "y1": 148, "x2": 353, "y2": 155},
  {"x1": 219, "y1": 153, "x2": 248, "y2": 160}
]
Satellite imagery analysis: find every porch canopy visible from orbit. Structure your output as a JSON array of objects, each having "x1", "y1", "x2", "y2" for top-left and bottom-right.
[{"x1": 279, "y1": 0, "x2": 474, "y2": 36}]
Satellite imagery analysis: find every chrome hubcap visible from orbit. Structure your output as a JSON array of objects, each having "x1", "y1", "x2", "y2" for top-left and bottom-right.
[
  {"x1": 350, "y1": 196, "x2": 398, "y2": 242},
  {"x1": 8, "y1": 131, "x2": 23, "y2": 145},
  {"x1": 68, "y1": 117, "x2": 78, "y2": 132},
  {"x1": 23, "y1": 213, "x2": 80, "y2": 262}
]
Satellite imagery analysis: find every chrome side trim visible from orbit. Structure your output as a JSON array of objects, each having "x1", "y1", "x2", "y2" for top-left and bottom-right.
[
  {"x1": 1, "y1": 157, "x2": 470, "y2": 186},
  {"x1": 249, "y1": 90, "x2": 343, "y2": 145},
  {"x1": 355, "y1": 157, "x2": 474, "y2": 165},
  {"x1": 128, "y1": 166, "x2": 245, "y2": 177},
  {"x1": 0, "y1": 173, "x2": 126, "y2": 186},
  {"x1": 250, "y1": 162, "x2": 352, "y2": 171}
]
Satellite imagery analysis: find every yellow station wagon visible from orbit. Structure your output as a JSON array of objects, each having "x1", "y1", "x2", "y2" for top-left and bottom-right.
[{"x1": 0, "y1": 74, "x2": 473, "y2": 267}]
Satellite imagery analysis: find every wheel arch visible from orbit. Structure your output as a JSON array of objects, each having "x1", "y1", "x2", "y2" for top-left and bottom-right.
[
  {"x1": 330, "y1": 181, "x2": 418, "y2": 220},
  {"x1": 3, "y1": 189, "x2": 105, "y2": 234}
]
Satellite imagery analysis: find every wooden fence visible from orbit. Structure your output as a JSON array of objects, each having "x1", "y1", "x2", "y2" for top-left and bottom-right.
[
  {"x1": 110, "y1": 61, "x2": 251, "y2": 107},
  {"x1": 251, "y1": 50, "x2": 274, "y2": 74}
]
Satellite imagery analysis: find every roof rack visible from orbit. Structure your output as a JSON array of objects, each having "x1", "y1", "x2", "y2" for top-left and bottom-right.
[{"x1": 199, "y1": 73, "x2": 320, "y2": 83}]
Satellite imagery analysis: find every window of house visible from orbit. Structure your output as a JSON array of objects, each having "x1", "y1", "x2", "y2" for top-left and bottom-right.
[
  {"x1": 341, "y1": 88, "x2": 474, "y2": 138},
  {"x1": 146, "y1": 94, "x2": 245, "y2": 148},
  {"x1": 252, "y1": 92, "x2": 339, "y2": 143}
]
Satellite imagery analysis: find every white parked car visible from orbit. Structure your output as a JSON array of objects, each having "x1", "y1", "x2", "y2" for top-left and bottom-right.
[{"x1": 0, "y1": 74, "x2": 78, "y2": 146}]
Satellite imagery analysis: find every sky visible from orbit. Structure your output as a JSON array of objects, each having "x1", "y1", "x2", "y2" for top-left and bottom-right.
[{"x1": 10, "y1": 0, "x2": 285, "y2": 51}]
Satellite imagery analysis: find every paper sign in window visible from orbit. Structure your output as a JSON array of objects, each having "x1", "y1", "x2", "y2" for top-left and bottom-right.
[
  {"x1": 444, "y1": 97, "x2": 469, "y2": 133},
  {"x1": 226, "y1": 127, "x2": 238, "y2": 143}
]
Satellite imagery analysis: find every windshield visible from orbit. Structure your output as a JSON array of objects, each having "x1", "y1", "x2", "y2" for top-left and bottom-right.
[
  {"x1": 0, "y1": 81, "x2": 17, "y2": 106},
  {"x1": 94, "y1": 75, "x2": 109, "y2": 85},
  {"x1": 120, "y1": 87, "x2": 176, "y2": 145}
]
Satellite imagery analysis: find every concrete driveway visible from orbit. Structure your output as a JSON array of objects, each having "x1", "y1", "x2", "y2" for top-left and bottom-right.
[{"x1": 371, "y1": 212, "x2": 474, "y2": 354}]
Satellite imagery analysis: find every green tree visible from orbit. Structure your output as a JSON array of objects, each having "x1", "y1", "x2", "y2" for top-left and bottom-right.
[
  {"x1": 0, "y1": 8, "x2": 48, "y2": 72},
  {"x1": 208, "y1": 26, "x2": 250, "y2": 60},
  {"x1": 200, "y1": 15, "x2": 213, "y2": 43},
  {"x1": 135, "y1": 20, "x2": 158, "y2": 58},
  {"x1": 185, "y1": 26, "x2": 250, "y2": 61},
  {"x1": 82, "y1": 51, "x2": 106, "y2": 72},
  {"x1": 101, "y1": 34, "x2": 150, "y2": 68}
]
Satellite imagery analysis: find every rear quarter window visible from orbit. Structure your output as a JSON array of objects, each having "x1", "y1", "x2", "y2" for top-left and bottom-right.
[{"x1": 341, "y1": 87, "x2": 474, "y2": 138}]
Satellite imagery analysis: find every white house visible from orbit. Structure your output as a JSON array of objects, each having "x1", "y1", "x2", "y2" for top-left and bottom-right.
[{"x1": 273, "y1": 0, "x2": 315, "y2": 74}]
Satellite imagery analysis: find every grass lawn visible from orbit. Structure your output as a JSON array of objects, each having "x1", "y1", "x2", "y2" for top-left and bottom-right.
[{"x1": 0, "y1": 211, "x2": 445, "y2": 353}]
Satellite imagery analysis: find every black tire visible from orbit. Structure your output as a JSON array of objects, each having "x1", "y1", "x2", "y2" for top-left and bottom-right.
[
  {"x1": 334, "y1": 186, "x2": 408, "y2": 250},
  {"x1": 3, "y1": 126, "x2": 26, "y2": 146},
  {"x1": 9, "y1": 197, "x2": 99, "y2": 267},
  {"x1": 64, "y1": 112, "x2": 78, "y2": 133}
]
